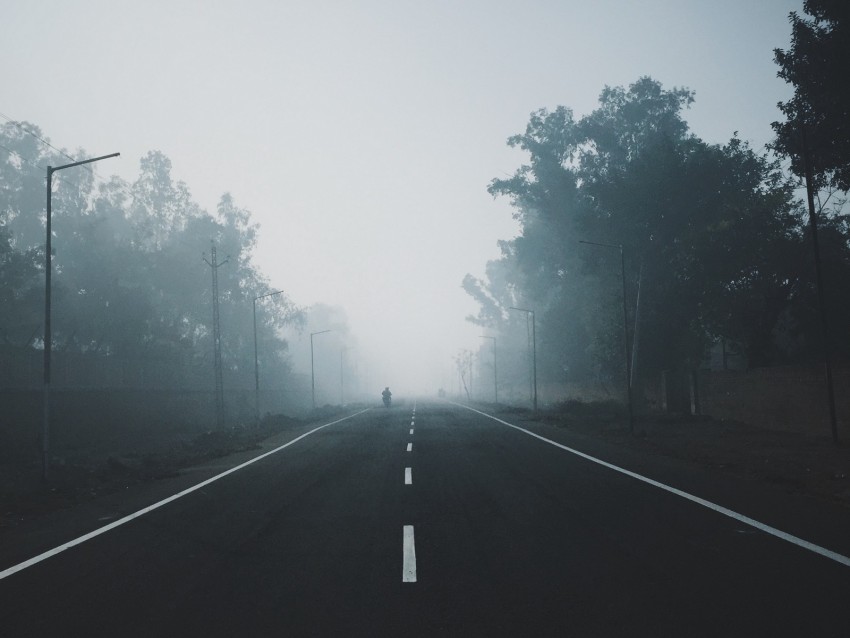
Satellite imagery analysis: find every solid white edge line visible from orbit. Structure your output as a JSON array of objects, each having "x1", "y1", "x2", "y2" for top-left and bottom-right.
[
  {"x1": 0, "y1": 408, "x2": 372, "y2": 581},
  {"x1": 405, "y1": 467, "x2": 412, "y2": 484},
  {"x1": 454, "y1": 402, "x2": 850, "y2": 569},
  {"x1": 403, "y1": 525, "x2": 417, "y2": 582}
]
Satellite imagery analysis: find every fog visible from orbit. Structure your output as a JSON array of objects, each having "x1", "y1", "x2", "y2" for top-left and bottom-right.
[{"x1": 1, "y1": 0, "x2": 804, "y2": 403}]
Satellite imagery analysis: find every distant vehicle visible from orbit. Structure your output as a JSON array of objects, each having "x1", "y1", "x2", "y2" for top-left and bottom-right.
[{"x1": 381, "y1": 387, "x2": 392, "y2": 407}]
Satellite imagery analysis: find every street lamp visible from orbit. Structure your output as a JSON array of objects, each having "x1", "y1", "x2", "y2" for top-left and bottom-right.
[
  {"x1": 253, "y1": 289, "x2": 285, "y2": 422},
  {"x1": 509, "y1": 307, "x2": 537, "y2": 411},
  {"x1": 480, "y1": 335, "x2": 497, "y2": 403},
  {"x1": 579, "y1": 240, "x2": 634, "y2": 433},
  {"x1": 43, "y1": 152, "x2": 119, "y2": 481},
  {"x1": 310, "y1": 329, "x2": 331, "y2": 410}
]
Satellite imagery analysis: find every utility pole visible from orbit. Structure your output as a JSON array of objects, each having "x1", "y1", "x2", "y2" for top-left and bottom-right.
[
  {"x1": 618, "y1": 245, "x2": 634, "y2": 433},
  {"x1": 339, "y1": 346, "x2": 355, "y2": 405},
  {"x1": 340, "y1": 348, "x2": 345, "y2": 405},
  {"x1": 311, "y1": 329, "x2": 331, "y2": 410},
  {"x1": 510, "y1": 307, "x2": 537, "y2": 411},
  {"x1": 469, "y1": 351, "x2": 474, "y2": 400},
  {"x1": 579, "y1": 241, "x2": 634, "y2": 433},
  {"x1": 480, "y1": 336, "x2": 497, "y2": 403},
  {"x1": 253, "y1": 289, "x2": 284, "y2": 423},
  {"x1": 203, "y1": 245, "x2": 228, "y2": 428},
  {"x1": 630, "y1": 262, "x2": 644, "y2": 389}
]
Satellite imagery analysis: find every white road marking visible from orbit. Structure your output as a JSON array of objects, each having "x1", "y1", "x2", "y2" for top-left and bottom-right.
[
  {"x1": 456, "y1": 402, "x2": 850, "y2": 569},
  {"x1": 411, "y1": 420, "x2": 415, "y2": 426},
  {"x1": 405, "y1": 467, "x2": 412, "y2": 484},
  {"x1": 406, "y1": 442, "x2": 413, "y2": 452},
  {"x1": 0, "y1": 409, "x2": 372, "y2": 581},
  {"x1": 409, "y1": 428, "x2": 414, "y2": 435},
  {"x1": 403, "y1": 525, "x2": 417, "y2": 582}
]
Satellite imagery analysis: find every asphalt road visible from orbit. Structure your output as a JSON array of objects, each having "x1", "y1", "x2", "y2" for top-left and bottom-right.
[{"x1": 2, "y1": 401, "x2": 850, "y2": 636}]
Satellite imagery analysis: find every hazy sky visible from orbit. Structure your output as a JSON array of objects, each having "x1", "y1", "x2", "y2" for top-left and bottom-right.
[{"x1": 2, "y1": 0, "x2": 803, "y2": 394}]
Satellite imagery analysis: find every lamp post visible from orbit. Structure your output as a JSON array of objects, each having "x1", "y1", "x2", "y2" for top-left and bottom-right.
[
  {"x1": 509, "y1": 307, "x2": 536, "y2": 411},
  {"x1": 480, "y1": 335, "x2": 497, "y2": 403},
  {"x1": 311, "y1": 329, "x2": 331, "y2": 410},
  {"x1": 42, "y1": 152, "x2": 119, "y2": 481},
  {"x1": 579, "y1": 240, "x2": 634, "y2": 433},
  {"x1": 253, "y1": 289, "x2": 285, "y2": 422}
]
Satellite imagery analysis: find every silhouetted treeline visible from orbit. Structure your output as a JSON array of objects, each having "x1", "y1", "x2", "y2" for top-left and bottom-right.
[
  {"x1": 464, "y1": 76, "x2": 850, "y2": 390},
  {"x1": 0, "y1": 123, "x2": 299, "y2": 391}
]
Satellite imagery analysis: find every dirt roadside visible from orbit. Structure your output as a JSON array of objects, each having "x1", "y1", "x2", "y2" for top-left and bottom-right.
[
  {"x1": 495, "y1": 403, "x2": 850, "y2": 510},
  {"x1": 0, "y1": 407, "x2": 352, "y2": 529},
  {"x1": 3, "y1": 402, "x2": 849, "y2": 532}
]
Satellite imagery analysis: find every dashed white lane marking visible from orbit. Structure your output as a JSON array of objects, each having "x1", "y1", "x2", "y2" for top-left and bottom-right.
[
  {"x1": 406, "y1": 442, "x2": 413, "y2": 452},
  {"x1": 0, "y1": 409, "x2": 372, "y2": 581},
  {"x1": 410, "y1": 420, "x2": 415, "y2": 426},
  {"x1": 456, "y1": 402, "x2": 850, "y2": 569},
  {"x1": 409, "y1": 428, "x2": 414, "y2": 435},
  {"x1": 403, "y1": 525, "x2": 417, "y2": 582},
  {"x1": 405, "y1": 467, "x2": 412, "y2": 484}
]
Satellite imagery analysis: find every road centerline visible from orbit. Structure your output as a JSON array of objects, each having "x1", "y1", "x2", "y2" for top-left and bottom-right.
[
  {"x1": 405, "y1": 467, "x2": 412, "y2": 484},
  {"x1": 403, "y1": 525, "x2": 417, "y2": 582}
]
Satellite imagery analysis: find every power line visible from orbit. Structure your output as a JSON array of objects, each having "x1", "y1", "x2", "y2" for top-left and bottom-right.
[
  {"x1": 0, "y1": 109, "x2": 135, "y2": 202},
  {"x1": 0, "y1": 110, "x2": 90, "y2": 173},
  {"x1": 0, "y1": 141, "x2": 45, "y2": 172},
  {"x1": 0, "y1": 142, "x2": 93, "y2": 194}
]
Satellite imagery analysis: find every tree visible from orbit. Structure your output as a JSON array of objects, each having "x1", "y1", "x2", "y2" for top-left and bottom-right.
[
  {"x1": 0, "y1": 119, "x2": 300, "y2": 395},
  {"x1": 129, "y1": 151, "x2": 201, "y2": 250},
  {"x1": 467, "y1": 77, "x2": 813, "y2": 397},
  {"x1": 0, "y1": 224, "x2": 41, "y2": 345},
  {"x1": 773, "y1": 0, "x2": 850, "y2": 191}
]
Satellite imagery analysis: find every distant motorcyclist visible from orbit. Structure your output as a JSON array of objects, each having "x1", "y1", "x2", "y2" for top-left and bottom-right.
[{"x1": 382, "y1": 387, "x2": 392, "y2": 407}]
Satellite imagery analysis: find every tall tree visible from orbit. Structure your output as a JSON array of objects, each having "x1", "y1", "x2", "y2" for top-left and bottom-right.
[
  {"x1": 0, "y1": 224, "x2": 41, "y2": 345},
  {"x1": 468, "y1": 77, "x2": 811, "y2": 395},
  {"x1": 0, "y1": 120, "x2": 300, "y2": 393},
  {"x1": 773, "y1": 0, "x2": 850, "y2": 191}
]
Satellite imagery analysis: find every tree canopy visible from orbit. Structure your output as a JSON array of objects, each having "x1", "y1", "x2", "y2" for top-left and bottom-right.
[
  {"x1": 466, "y1": 77, "x2": 850, "y2": 397},
  {"x1": 0, "y1": 120, "x2": 300, "y2": 391},
  {"x1": 772, "y1": 0, "x2": 850, "y2": 191}
]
